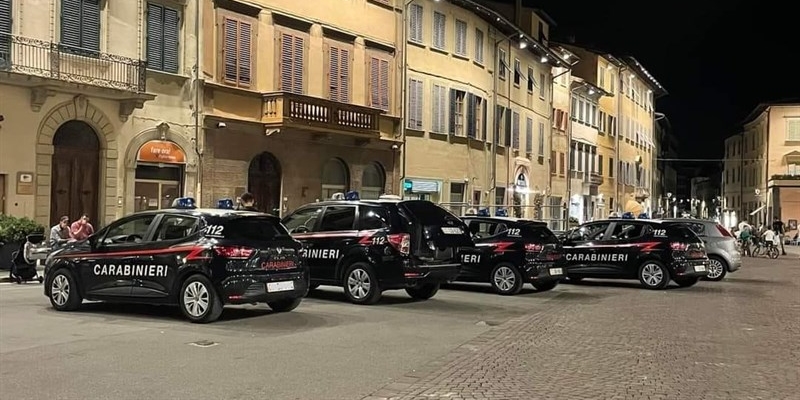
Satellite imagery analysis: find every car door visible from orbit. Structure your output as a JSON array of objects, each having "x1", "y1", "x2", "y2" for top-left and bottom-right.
[
  {"x1": 80, "y1": 214, "x2": 159, "y2": 297},
  {"x1": 131, "y1": 214, "x2": 201, "y2": 298},
  {"x1": 282, "y1": 205, "x2": 325, "y2": 282},
  {"x1": 562, "y1": 222, "x2": 612, "y2": 275},
  {"x1": 311, "y1": 205, "x2": 358, "y2": 282},
  {"x1": 461, "y1": 218, "x2": 499, "y2": 279},
  {"x1": 602, "y1": 221, "x2": 654, "y2": 277}
]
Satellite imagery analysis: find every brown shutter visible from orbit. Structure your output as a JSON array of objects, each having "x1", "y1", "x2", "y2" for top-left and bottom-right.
[
  {"x1": 369, "y1": 57, "x2": 379, "y2": 108},
  {"x1": 329, "y1": 46, "x2": 339, "y2": 101},
  {"x1": 223, "y1": 17, "x2": 238, "y2": 84},
  {"x1": 340, "y1": 47, "x2": 350, "y2": 103},
  {"x1": 280, "y1": 33, "x2": 293, "y2": 91},
  {"x1": 379, "y1": 59, "x2": 389, "y2": 109},
  {"x1": 238, "y1": 20, "x2": 252, "y2": 86},
  {"x1": 292, "y1": 35, "x2": 304, "y2": 94}
]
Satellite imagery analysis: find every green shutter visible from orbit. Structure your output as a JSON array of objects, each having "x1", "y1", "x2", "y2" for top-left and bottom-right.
[
  {"x1": 162, "y1": 7, "x2": 180, "y2": 73},
  {"x1": 80, "y1": 0, "x2": 101, "y2": 52},
  {"x1": 448, "y1": 89, "x2": 456, "y2": 135},
  {"x1": 146, "y1": 3, "x2": 164, "y2": 70},
  {"x1": 466, "y1": 93, "x2": 475, "y2": 138},
  {"x1": 60, "y1": 0, "x2": 82, "y2": 49},
  {"x1": 0, "y1": 0, "x2": 11, "y2": 66}
]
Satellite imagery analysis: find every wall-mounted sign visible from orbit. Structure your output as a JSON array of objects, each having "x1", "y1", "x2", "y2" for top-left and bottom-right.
[
  {"x1": 137, "y1": 140, "x2": 186, "y2": 164},
  {"x1": 16, "y1": 172, "x2": 34, "y2": 195}
]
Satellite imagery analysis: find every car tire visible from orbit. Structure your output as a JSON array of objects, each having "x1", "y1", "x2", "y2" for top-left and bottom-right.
[
  {"x1": 674, "y1": 277, "x2": 699, "y2": 288},
  {"x1": 48, "y1": 269, "x2": 82, "y2": 311},
  {"x1": 268, "y1": 297, "x2": 303, "y2": 312},
  {"x1": 490, "y1": 263, "x2": 524, "y2": 295},
  {"x1": 405, "y1": 283, "x2": 440, "y2": 300},
  {"x1": 637, "y1": 261, "x2": 670, "y2": 290},
  {"x1": 343, "y1": 262, "x2": 382, "y2": 305},
  {"x1": 532, "y1": 280, "x2": 558, "y2": 292},
  {"x1": 704, "y1": 256, "x2": 728, "y2": 281},
  {"x1": 179, "y1": 274, "x2": 224, "y2": 323}
]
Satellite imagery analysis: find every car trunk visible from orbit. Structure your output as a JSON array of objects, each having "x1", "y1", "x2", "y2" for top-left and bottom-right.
[
  {"x1": 207, "y1": 216, "x2": 302, "y2": 273},
  {"x1": 397, "y1": 200, "x2": 474, "y2": 262}
]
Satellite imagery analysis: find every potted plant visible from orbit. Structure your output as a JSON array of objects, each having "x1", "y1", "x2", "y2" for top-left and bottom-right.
[{"x1": 0, "y1": 215, "x2": 45, "y2": 270}]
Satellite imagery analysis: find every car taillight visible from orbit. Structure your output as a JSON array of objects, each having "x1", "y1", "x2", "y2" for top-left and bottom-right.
[
  {"x1": 670, "y1": 242, "x2": 689, "y2": 251},
  {"x1": 387, "y1": 233, "x2": 410, "y2": 256},
  {"x1": 214, "y1": 246, "x2": 254, "y2": 259},
  {"x1": 716, "y1": 224, "x2": 733, "y2": 237},
  {"x1": 525, "y1": 243, "x2": 543, "y2": 252}
]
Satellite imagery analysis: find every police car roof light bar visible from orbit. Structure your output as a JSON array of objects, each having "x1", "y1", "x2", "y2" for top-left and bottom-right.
[
  {"x1": 216, "y1": 198, "x2": 235, "y2": 209},
  {"x1": 172, "y1": 197, "x2": 197, "y2": 209}
]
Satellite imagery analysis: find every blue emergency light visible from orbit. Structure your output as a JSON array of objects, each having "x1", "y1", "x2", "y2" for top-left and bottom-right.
[
  {"x1": 476, "y1": 208, "x2": 490, "y2": 216},
  {"x1": 344, "y1": 191, "x2": 360, "y2": 201},
  {"x1": 495, "y1": 208, "x2": 508, "y2": 217},
  {"x1": 216, "y1": 198, "x2": 235, "y2": 209},
  {"x1": 621, "y1": 212, "x2": 634, "y2": 219},
  {"x1": 172, "y1": 197, "x2": 196, "y2": 209},
  {"x1": 637, "y1": 213, "x2": 649, "y2": 219}
]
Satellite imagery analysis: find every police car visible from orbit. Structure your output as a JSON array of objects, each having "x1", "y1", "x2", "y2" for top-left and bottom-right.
[
  {"x1": 281, "y1": 192, "x2": 475, "y2": 304},
  {"x1": 43, "y1": 198, "x2": 309, "y2": 323},
  {"x1": 561, "y1": 218, "x2": 709, "y2": 289},
  {"x1": 458, "y1": 215, "x2": 566, "y2": 295}
]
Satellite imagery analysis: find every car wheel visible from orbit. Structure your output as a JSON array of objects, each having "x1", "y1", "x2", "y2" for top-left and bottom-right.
[
  {"x1": 674, "y1": 277, "x2": 699, "y2": 288},
  {"x1": 490, "y1": 263, "x2": 523, "y2": 295},
  {"x1": 532, "y1": 280, "x2": 558, "y2": 292},
  {"x1": 343, "y1": 262, "x2": 381, "y2": 305},
  {"x1": 48, "y1": 269, "x2": 82, "y2": 311},
  {"x1": 179, "y1": 274, "x2": 223, "y2": 323},
  {"x1": 638, "y1": 261, "x2": 670, "y2": 290},
  {"x1": 268, "y1": 297, "x2": 302, "y2": 312},
  {"x1": 405, "y1": 283, "x2": 440, "y2": 300},
  {"x1": 704, "y1": 257, "x2": 728, "y2": 281}
]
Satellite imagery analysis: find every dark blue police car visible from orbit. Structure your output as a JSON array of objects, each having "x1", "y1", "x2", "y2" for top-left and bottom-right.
[{"x1": 43, "y1": 198, "x2": 308, "y2": 323}]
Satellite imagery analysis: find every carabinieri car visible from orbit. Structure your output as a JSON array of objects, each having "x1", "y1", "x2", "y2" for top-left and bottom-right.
[
  {"x1": 561, "y1": 218, "x2": 709, "y2": 289},
  {"x1": 458, "y1": 216, "x2": 566, "y2": 295},
  {"x1": 43, "y1": 198, "x2": 309, "y2": 323},
  {"x1": 282, "y1": 193, "x2": 476, "y2": 304}
]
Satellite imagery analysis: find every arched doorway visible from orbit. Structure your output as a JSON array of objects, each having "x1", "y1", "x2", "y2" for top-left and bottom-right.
[
  {"x1": 321, "y1": 158, "x2": 349, "y2": 199},
  {"x1": 361, "y1": 162, "x2": 385, "y2": 199},
  {"x1": 133, "y1": 140, "x2": 187, "y2": 211},
  {"x1": 248, "y1": 152, "x2": 282, "y2": 215},
  {"x1": 50, "y1": 121, "x2": 100, "y2": 226}
]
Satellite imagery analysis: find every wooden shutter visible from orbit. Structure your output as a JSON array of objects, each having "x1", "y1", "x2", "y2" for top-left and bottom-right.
[
  {"x1": 292, "y1": 35, "x2": 303, "y2": 94},
  {"x1": 504, "y1": 108, "x2": 512, "y2": 146},
  {"x1": 538, "y1": 122, "x2": 544, "y2": 155},
  {"x1": 146, "y1": 4, "x2": 164, "y2": 70},
  {"x1": 238, "y1": 21, "x2": 251, "y2": 85},
  {"x1": 328, "y1": 45, "x2": 349, "y2": 102},
  {"x1": 223, "y1": 17, "x2": 238, "y2": 83},
  {"x1": 494, "y1": 106, "x2": 501, "y2": 144},
  {"x1": 448, "y1": 89, "x2": 456, "y2": 134},
  {"x1": 81, "y1": 0, "x2": 101, "y2": 52},
  {"x1": 525, "y1": 117, "x2": 533, "y2": 153},
  {"x1": 1, "y1": 0, "x2": 11, "y2": 60},
  {"x1": 511, "y1": 112, "x2": 519, "y2": 149},
  {"x1": 278, "y1": 33, "x2": 292, "y2": 91},
  {"x1": 163, "y1": 6, "x2": 180, "y2": 73},
  {"x1": 60, "y1": 0, "x2": 82, "y2": 49},
  {"x1": 407, "y1": 79, "x2": 416, "y2": 128},
  {"x1": 466, "y1": 93, "x2": 475, "y2": 138},
  {"x1": 379, "y1": 58, "x2": 389, "y2": 109},
  {"x1": 369, "y1": 57, "x2": 390, "y2": 110}
]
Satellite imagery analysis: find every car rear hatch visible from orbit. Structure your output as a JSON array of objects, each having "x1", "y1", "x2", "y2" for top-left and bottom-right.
[
  {"x1": 204, "y1": 216, "x2": 302, "y2": 273},
  {"x1": 518, "y1": 222, "x2": 563, "y2": 262},
  {"x1": 397, "y1": 200, "x2": 474, "y2": 263},
  {"x1": 666, "y1": 224, "x2": 707, "y2": 260}
]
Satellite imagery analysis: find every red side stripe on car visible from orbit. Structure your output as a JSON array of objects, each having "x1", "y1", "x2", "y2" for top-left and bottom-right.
[{"x1": 56, "y1": 245, "x2": 204, "y2": 259}]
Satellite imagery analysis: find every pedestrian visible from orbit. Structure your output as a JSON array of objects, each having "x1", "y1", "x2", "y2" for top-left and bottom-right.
[
  {"x1": 49, "y1": 215, "x2": 70, "y2": 248},
  {"x1": 772, "y1": 217, "x2": 787, "y2": 256},
  {"x1": 740, "y1": 225, "x2": 751, "y2": 256},
  {"x1": 69, "y1": 214, "x2": 94, "y2": 241},
  {"x1": 236, "y1": 192, "x2": 259, "y2": 212}
]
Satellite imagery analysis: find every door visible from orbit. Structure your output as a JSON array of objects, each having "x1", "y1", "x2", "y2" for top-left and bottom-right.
[
  {"x1": 311, "y1": 205, "x2": 357, "y2": 281},
  {"x1": 462, "y1": 218, "x2": 499, "y2": 279},
  {"x1": 135, "y1": 214, "x2": 200, "y2": 298},
  {"x1": 282, "y1": 206, "x2": 326, "y2": 280},
  {"x1": 79, "y1": 214, "x2": 158, "y2": 297},
  {"x1": 603, "y1": 221, "x2": 654, "y2": 277},
  {"x1": 248, "y1": 152, "x2": 282, "y2": 215},
  {"x1": 562, "y1": 221, "x2": 612, "y2": 275},
  {"x1": 50, "y1": 121, "x2": 100, "y2": 226}
]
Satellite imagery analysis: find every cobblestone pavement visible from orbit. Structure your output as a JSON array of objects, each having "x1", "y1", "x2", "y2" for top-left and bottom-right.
[{"x1": 364, "y1": 257, "x2": 800, "y2": 400}]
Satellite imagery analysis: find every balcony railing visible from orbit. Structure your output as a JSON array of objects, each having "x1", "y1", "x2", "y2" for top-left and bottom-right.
[
  {"x1": 263, "y1": 92, "x2": 382, "y2": 136},
  {"x1": 589, "y1": 172, "x2": 604, "y2": 186},
  {"x1": 0, "y1": 33, "x2": 146, "y2": 93}
]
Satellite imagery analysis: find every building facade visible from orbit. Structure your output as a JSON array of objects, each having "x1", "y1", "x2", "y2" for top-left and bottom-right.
[
  {"x1": 0, "y1": 0, "x2": 200, "y2": 226},
  {"x1": 722, "y1": 102, "x2": 800, "y2": 230},
  {"x1": 654, "y1": 113, "x2": 678, "y2": 213},
  {"x1": 402, "y1": 0, "x2": 565, "y2": 220}
]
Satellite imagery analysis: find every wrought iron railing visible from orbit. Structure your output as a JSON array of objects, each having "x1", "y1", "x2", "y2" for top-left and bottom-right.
[
  {"x1": 263, "y1": 92, "x2": 381, "y2": 134},
  {"x1": 0, "y1": 33, "x2": 147, "y2": 93}
]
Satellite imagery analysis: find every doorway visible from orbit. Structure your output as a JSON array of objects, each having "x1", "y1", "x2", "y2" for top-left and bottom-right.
[
  {"x1": 248, "y1": 152, "x2": 282, "y2": 215},
  {"x1": 50, "y1": 121, "x2": 100, "y2": 226},
  {"x1": 134, "y1": 165, "x2": 182, "y2": 211}
]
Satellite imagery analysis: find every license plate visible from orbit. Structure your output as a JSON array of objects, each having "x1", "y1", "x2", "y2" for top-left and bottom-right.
[
  {"x1": 549, "y1": 268, "x2": 563, "y2": 276},
  {"x1": 266, "y1": 281, "x2": 295, "y2": 292},
  {"x1": 441, "y1": 227, "x2": 462, "y2": 234},
  {"x1": 694, "y1": 265, "x2": 706, "y2": 272}
]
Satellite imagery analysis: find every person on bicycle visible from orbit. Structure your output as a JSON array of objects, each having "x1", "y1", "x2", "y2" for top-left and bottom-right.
[{"x1": 740, "y1": 226, "x2": 752, "y2": 256}]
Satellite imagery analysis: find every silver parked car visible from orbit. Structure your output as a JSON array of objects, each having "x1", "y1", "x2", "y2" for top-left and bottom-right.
[{"x1": 660, "y1": 219, "x2": 741, "y2": 281}]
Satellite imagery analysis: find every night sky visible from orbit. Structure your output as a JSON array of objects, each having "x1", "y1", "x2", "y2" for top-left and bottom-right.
[{"x1": 526, "y1": 0, "x2": 799, "y2": 166}]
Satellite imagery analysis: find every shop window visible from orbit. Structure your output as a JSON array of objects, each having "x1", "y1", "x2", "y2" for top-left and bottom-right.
[
  {"x1": 321, "y1": 158, "x2": 349, "y2": 199},
  {"x1": 361, "y1": 162, "x2": 385, "y2": 200},
  {"x1": 134, "y1": 140, "x2": 187, "y2": 212}
]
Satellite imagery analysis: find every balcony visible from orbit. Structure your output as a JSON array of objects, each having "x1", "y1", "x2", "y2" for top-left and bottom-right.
[
  {"x1": 589, "y1": 172, "x2": 604, "y2": 186},
  {"x1": 0, "y1": 33, "x2": 150, "y2": 116},
  {"x1": 262, "y1": 92, "x2": 383, "y2": 139},
  {"x1": 768, "y1": 174, "x2": 800, "y2": 188}
]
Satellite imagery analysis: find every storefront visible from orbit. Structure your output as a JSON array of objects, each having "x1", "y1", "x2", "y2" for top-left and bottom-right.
[
  {"x1": 133, "y1": 140, "x2": 187, "y2": 211},
  {"x1": 403, "y1": 178, "x2": 441, "y2": 202}
]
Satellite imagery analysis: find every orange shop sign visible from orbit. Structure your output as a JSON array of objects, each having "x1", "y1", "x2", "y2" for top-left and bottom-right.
[{"x1": 137, "y1": 140, "x2": 186, "y2": 164}]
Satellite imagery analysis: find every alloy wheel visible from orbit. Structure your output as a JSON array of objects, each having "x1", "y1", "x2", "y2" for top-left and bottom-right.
[
  {"x1": 347, "y1": 269, "x2": 371, "y2": 300},
  {"x1": 641, "y1": 263, "x2": 664, "y2": 287},
  {"x1": 707, "y1": 259, "x2": 725, "y2": 280},
  {"x1": 183, "y1": 281, "x2": 210, "y2": 317},
  {"x1": 493, "y1": 266, "x2": 516, "y2": 292},
  {"x1": 51, "y1": 275, "x2": 70, "y2": 306}
]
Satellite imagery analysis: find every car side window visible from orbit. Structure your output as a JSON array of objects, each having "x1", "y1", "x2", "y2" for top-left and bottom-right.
[
  {"x1": 102, "y1": 215, "x2": 157, "y2": 245},
  {"x1": 319, "y1": 206, "x2": 356, "y2": 232},
  {"x1": 687, "y1": 223, "x2": 705, "y2": 236},
  {"x1": 570, "y1": 222, "x2": 611, "y2": 241},
  {"x1": 154, "y1": 215, "x2": 199, "y2": 241},
  {"x1": 467, "y1": 221, "x2": 497, "y2": 238},
  {"x1": 359, "y1": 206, "x2": 390, "y2": 230},
  {"x1": 283, "y1": 206, "x2": 324, "y2": 233},
  {"x1": 609, "y1": 223, "x2": 649, "y2": 240}
]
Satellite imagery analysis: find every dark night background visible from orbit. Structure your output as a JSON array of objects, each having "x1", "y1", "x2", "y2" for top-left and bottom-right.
[{"x1": 525, "y1": 0, "x2": 799, "y2": 171}]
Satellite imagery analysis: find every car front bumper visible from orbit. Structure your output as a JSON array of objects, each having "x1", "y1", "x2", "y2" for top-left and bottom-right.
[{"x1": 220, "y1": 270, "x2": 309, "y2": 304}]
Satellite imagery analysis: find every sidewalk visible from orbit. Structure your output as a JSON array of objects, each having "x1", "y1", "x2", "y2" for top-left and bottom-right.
[{"x1": 783, "y1": 244, "x2": 800, "y2": 257}]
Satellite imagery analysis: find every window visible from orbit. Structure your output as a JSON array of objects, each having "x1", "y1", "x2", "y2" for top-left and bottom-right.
[
  {"x1": 466, "y1": 221, "x2": 498, "y2": 239},
  {"x1": 511, "y1": 111, "x2": 520, "y2": 149},
  {"x1": 525, "y1": 117, "x2": 533, "y2": 154},
  {"x1": 431, "y1": 83, "x2": 447, "y2": 133},
  {"x1": 609, "y1": 71, "x2": 615, "y2": 92},
  {"x1": 558, "y1": 152, "x2": 565, "y2": 175},
  {"x1": 570, "y1": 222, "x2": 611, "y2": 241},
  {"x1": 474, "y1": 28, "x2": 484, "y2": 63},
  {"x1": 788, "y1": 164, "x2": 798, "y2": 176},
  {"x1": 454, "y1": 19, "x2": 467, "y2": 56},
  {"x1": 217, "y1": 217, "x2": 288, "y2": 240},
  {"x1": 369, "y1": 55, "x2": 390, "y2": 110},
  {"x1": 102, "y1": 215, "x2": 157, "y2": 245},
  {"x1": 609, "y1": 157, "x2": 614, "y2": 178},
  {"x1": 527, "y1": 67, "x2": 534, "y2": 93},
  {"x1": 538, "y1": 122, "x2": 545, "y2": 156},
  {"x1": 327, "y1": 44, "x2": 350, "y2": 102},
  {"x1": 513, "y1": 59, "x2": 521, "y2": 86},
  {"x1": 787, "y1": 118, "x2": 800, "y2": 141},
  {"x1": 498, "y1": 48, "x2": 507, "y2": 80},
  {"x1": 409, "y1": 4, "x2": 423, "y2": 43},
  {"x1": 599, "y1": 69, "x2": 605, "y2": 89},
  {"x1": 598, "y1": 155, "x2": 604, "y2": 175},
  {"x1": 319, "y1": 206, "x2": 356, "y2": 232},
  {"x1": 60, "y1": 0, "x2": 101, "y2": 54},
  {"x1": 154, "y1": 215, "x2": 198, "y2": 241},
  {"x1": 432, "y1": 11, "x2": 446, "y2": 50},
  {"x1": 449, "y1": 182, "x2": 465, "y2": 215},
  {"x1": 467, "y1": 94, "x2": 485, "y2": 140},
  {"x1": 550, "y1": 151, "x2": 556, "y2": 174},
  {"x1": 407, "y1": 78, "x2": 423, "y2": 129},
  {"x1": 539, "y1": 72, "x2": 545, "y2": 98},
  {"x1": 277, "y1": 32, "x2": 303, "y2": 93},
  {"x1": 609, "y1": 223, "x2": 649, "y2": 240},
  {"x1": 222, "y1": 16, "x2": 253, "y2": 87},
  {"x1": 282, "y1": 206, "x2": 323, "y2": 233},
  {"x1": 145, "y1": 3, "x2": 180, "y2": 73},
  {"x1": 449, "y1": 89, "x2": 466, "y2": 135},
  {"x1": 358, "y1": 206, "x2": 390, "y2": 230}
]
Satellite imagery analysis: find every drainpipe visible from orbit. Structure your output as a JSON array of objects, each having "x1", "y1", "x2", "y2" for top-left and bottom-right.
[
  {"x1": 490, "y1": 30, "x2": 500, "y2": 210},
  {"x1": 614, "y1": 65, "x2": 627, "y2": 212},
  {"x1": 399, "y1": 1, "x2": 410, "y2": 198},
  {"x1": 765, "y1": 108, "x2": 771, "y2": 223},
  {"x1": 549, "y1": 67, "x2": 570, "y2": 227},
  {"x1": 193, "y1": 0, "x2": 204, "y2": 204}
]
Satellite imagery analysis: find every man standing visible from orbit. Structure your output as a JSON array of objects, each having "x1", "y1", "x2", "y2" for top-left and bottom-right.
[
  {"x1": 236, "y1": 192, "x2": 259, "y2": 212},
  {"x1": 69, "y1": 214, "x2": 95, "y2": 241},
  {"x1": 772, "y1": 216, "x2": 787, "y2": 256}
]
